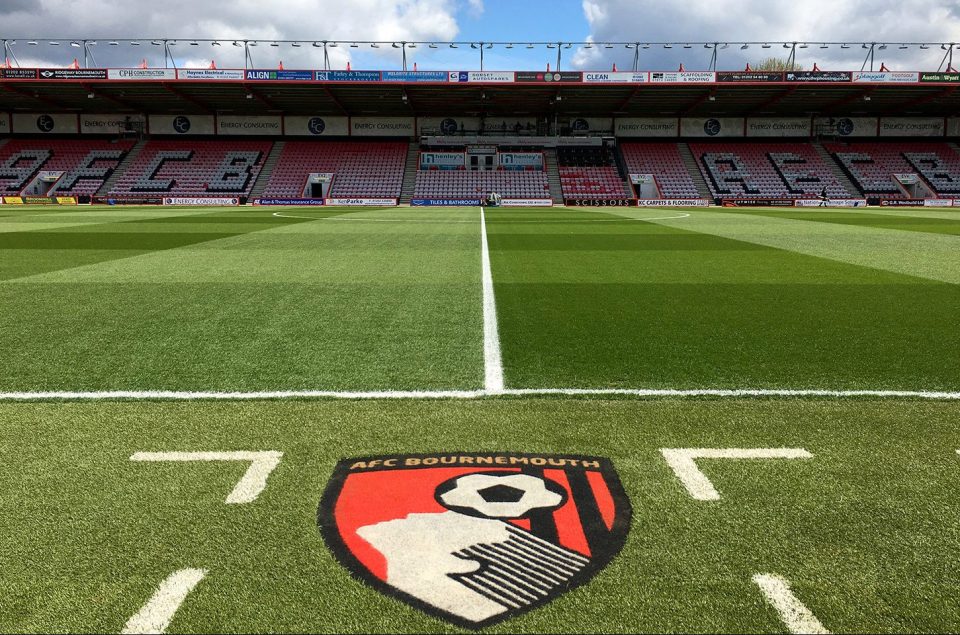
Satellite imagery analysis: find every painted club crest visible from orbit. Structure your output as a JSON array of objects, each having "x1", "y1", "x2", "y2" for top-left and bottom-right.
[{"x1": 318, "y1": 453, "x2": 631, "y2": 629}]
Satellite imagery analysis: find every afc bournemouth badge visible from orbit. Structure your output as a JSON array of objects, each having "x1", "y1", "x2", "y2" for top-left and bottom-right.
[{"x1": 318, "y1": 453, "x2": 631, "y2": 629}]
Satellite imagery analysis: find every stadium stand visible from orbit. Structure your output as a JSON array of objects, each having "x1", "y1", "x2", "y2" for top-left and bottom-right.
[
  {"x1": 107, "y1": 139, "x2": 272, "y2": 198},
  {"x1": 619, "y1": 143, "x2": 701, "y2": 199},
  {"x1": 556, "y1": 146, "x2": 629, "y2": 200},
  {"x1": 260, "y1": 140, "x2": 407, "y2": 199},
  {"x1": 0, "y1": 139, "x2": 135, "y2": 196},
  {"x1": 825, "y1": 142, "x2": 960, "y2": 198},
  {"x1": 413, "y1": 168, "x2": 550, "y2": 200},
  {"x1": 689, "y1": 142, "x2": 851, "y2": 200}
]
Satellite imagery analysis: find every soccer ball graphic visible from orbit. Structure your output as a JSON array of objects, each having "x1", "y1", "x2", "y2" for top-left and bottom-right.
[{"x1": 436, "y1": 472, "x2": 566, "y2": 519}]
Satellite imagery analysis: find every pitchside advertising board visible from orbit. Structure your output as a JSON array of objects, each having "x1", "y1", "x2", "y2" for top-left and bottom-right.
[
  {"x1": 12, "y1": 113, "x2": 78, "y2": 134},
  {"x1": 148, "y1": 114, "x2": 215, "y2": 135},
  {"x1": 351, "y1": 117, "x2": 415, "y2": 137},
  {"x1": 411, "y1": 199, "x2": 482, "y2": 206},
  {"x1": 163, "y1": 197, "x2": 239, "y2": 206},
  {"x1": 636, "y1": 199, "x2": 710, "y2": 207},
  {"x1": 284, "y1": 116, "x2": 349, "y2": 137},
  {"x1": 218, "y1": 115, "x2": 282, "y2": 136},
  {"x1": 326, "y1": 198, "x2": 398, "y2": 206},
  {"x1": 680, "y1": 117, "x2": 744, "y2": 137},
  {"x1": 80, "y1": 114, "x2": 146, "y2": 134},
  {"x1": 614, "y1": 118, "x2": 678, "y2": 137}
]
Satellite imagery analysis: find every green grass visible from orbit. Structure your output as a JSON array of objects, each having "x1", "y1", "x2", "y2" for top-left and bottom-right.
[{"x1": 2, "y1": 204, "x2": 960, "y2": 632}]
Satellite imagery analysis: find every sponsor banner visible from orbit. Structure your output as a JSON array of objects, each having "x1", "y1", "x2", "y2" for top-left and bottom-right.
[
  {"x1": 0, "y1": 113, "x2": 8, "y2": 134},
  {"x1": 351, "y1": 117, "x2": 415, "y2": 136},
  {"x1": 80, "y1": 114, "x2": 146, "y2": 134},
  {"x1": 382, "y1": 71, "x2": 448, "y2": 82},
  {"x1": 879, "y1": 199, "x2": 926, "y2": 207},
  {"x1": 411, "y1": 198, "x2": 481, "y2": 206},
  {"x1": 416, "y1": 117, "x2": 481, "y2": 135},
  {"x1": 565, "y1": 198, "x2": 636, "y2": 206},
  {"x1": 284, "y1": 115, "x2": 349, "y2": 136},
  {"x1": 12, "y1": 113, "x2": 78, "y2": 134},
  {"x1": 794, "y1": 198, "x2": 868, "y2": 207},
  {"x1": 326, "y1": 198, "x2": 397, "y2": 206},
  {"x1": 176, "y1": 68, "x2": 245, "y2": 80},
  {"x1": 253, "y1": 198, "x2": 325, "y2": 206},
  {"x1": 853, "y1": 71, "x2": 919, "y2": 83},
  {"x1": 446, "y1": 71, "x2": 514, "y2": 83},
  {"x1": 38, "y1": 68, "x2": 107, "y2": 80},
  {"x1": 722, "y1": 198, "x2": 796, "y2": 207},
  {"x1": 2, "y1": 196, "x2": 75, "y2": 205},
  {"x1": 636, "y1": 199, "x2": 711, "y2": 207},
  {"x1": 784, "y1": 71, "x2": 851, "y2": 82},
  {"x1": 163, "y1": 197, "x2": 239, "y2": 206},
  {"x1": 919, "y1": 72, "x2": 960, "y2": 83},
  {"x1": 516, "y1": 71, "x2": 582, "y2": 82},
  {"x1": 217, "y1": 115, "x2": 282, "y2": 135},
  {"x1": 568, "y1": 117, "x2": 613, "y2": 133},
  {"x1": 0, "y1": 68, "x2": 38, "y2": 79},
  {"x1": 815, "y1": 117, "x2": 878, "y2": 137},
  {"x1": 107, "y1": 68, "x2": 176, "y2": 80},
  {"x1": 650, "y1": 71, "x2": 715, "y2": 83},
  {"x1": 582, "y1": 71, "x2": 648, "y2": 83},
  {"x1": 879, "y1": 117, "x2": 945, "y2": 137},
  {"x1": 499, "y1": 152, "x2": 542, "y2": 168},
  {"x1": 614, "y1": 117, "x2": 678, "y2": 137},
  {"x1": 681, "y1": 117, "x2": 744, "y2": 137},
  {"x1": 924, "y1": 199, "x2": 955, "y2": 207},
  {"x1": 149, "y1": 114, "x2": 215, "y2": 135},
  {"x1": 746, "y1": 117, "x2": 811, "y2": 137},
  {"x1": 315, "y1": 70, "x2": 381, "y2": 82},
  {"x1": 948, "y1": 118, "x2": 960, "y2": 137},
  {"x1": 93, "y1": 196, "x2": 163, "y2": 205},
  {"x1": 716, "y1": 71, "x2": 782, "y2": 82},
  {"x1": 420, "y1": 152, "x2": 465, "y2": 168},
  {"x1": 245, "y1": 69, "x2": 313, "y2": 81},
  {"x1": 500, "y1": 198, "x2": 553, "y2": 206}
]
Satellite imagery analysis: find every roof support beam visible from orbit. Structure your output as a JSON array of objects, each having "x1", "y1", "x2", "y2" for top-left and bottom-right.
[
  {"x1": 615, "y1": 85, "x2": 644, "y2": 113},
  {"x1": 746, "y1": 86, "x2": 798, "y2": 116},
  {"x1": 682, "y1": 88, "x2": 717, "y2": 115},
  {"x1": 896, "y1": 85, "x2": 957, "y2": 112},
  {"x1": 242, "y1": 85, "x2": 281, "y2": 111},
  {"x1": 81, "y1": 83, "x2": 139, "y2": 111},
  {"x1": 160, "y1": 82, "x2": 215, "y2": 114},
  {"x1": 823, "y1": 86, "x2": 877, "y2": 115},
  {"x1": 321, "y1": 86, "x2": 349, "y2": 115},
  {"x1": 0, "y1": 82, "x2": 73, "y2": 110}
]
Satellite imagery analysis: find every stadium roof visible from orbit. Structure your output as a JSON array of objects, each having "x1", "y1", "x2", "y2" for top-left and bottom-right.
[{"x1": 1, "y1": 72, "x2": 959, "y2": 118}]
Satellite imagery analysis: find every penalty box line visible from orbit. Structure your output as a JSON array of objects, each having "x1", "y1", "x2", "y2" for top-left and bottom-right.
[{"x1": 1, "y1": 388, "x2": 960, "y2": 401}]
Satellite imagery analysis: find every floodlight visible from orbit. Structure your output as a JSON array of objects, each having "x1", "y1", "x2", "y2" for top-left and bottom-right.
[
  {"x1": 190, "y1": 41, "x2": 199, "y2": 46},
  {"x1": 70, "y1": 41, "x2": 81, "y2": 47},
  {"x1": 108, "y1": 41, "x2": 119, "y2": 46},
  {"x1": 429, "y1": 43, "x2": 438, "y2": 48},
  {"x1": 741, "y1": 44, "x2": 749, "y2": 50},
  {"x1": 270, "y1": 42, "x2": 279, "y2": 47},
  {"x1": 49, "y1": 41, "x2": 60, "y2": 45},
  {"x1": 212, "y1": 41, "x2": 221, "y2": 46},
  {"x1": 762, "y1": 43, "x2": 771, "y2": 48},
  {"x1": 130, "y1": 41, "x2": 141, "y2": 46}
]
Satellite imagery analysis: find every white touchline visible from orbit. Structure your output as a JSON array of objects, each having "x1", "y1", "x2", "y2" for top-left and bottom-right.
[
  {"x1": 753, "y1": 573, "x2": 830, "y2": 635},
  {"x1": 480, "y1": 206, "x2": 505, "y2": 394},
  {"x1": 122, "y1": 568, "x2": 207, "y2": 635},
  {"x1": 129, "y1": 451, "x2": 282, "y2": 504},
  {"x1": 1, "y1": 388, "x2": 960, "y2": 401},
  {"x1": 660, "y1": 448, "x2": 813, "y2": 501}
]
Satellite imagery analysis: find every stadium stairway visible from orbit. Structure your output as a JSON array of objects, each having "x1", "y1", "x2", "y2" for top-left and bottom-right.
[
  {"x1": 542, "y1": 148, "x2": 564, "y2": 203},
  {"x1": 399, "y1": 142, "x2": 419, "y2": 204},
  {"x1": 95, "y1": 138, "x2": 148, "y2": 198},
  {"x1": 678, "y1": 143, "x2": 713, "y2": 200},
  {"x1": 812, "y1": 141, "x2": 860, "y2": 197},
  {"x1": 248, "y1": 141, "x2": 285, "y2": 199}
]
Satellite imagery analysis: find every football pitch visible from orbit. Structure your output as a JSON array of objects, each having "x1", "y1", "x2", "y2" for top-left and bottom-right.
[{"x1": 2, "y1": 204, "x2": 960, "y2": 633}]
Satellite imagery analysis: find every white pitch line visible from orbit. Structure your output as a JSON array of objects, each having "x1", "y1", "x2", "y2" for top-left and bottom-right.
[
  {"x1": 129, "y1": 451, "x2": 282, "y2": 504},
  {"x1": 753, "y1": 573, "x2": 830, "y2": 634},
  {"x1": 1, "y1": 388, "x2": 960, "y2": 401},
  {"x1": 122, "y1": 568, "x2": 207, "y2": 635},
  {"x1": 480, "y1": 205, "x2": 505, "y2": 394},
  {"x1": 660, "y1": 448, "x2": 813, "y2": 501}
]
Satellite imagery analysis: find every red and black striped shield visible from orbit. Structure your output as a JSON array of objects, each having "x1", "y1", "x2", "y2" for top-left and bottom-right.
[{"x1": 318, "y1": 453, "x2": 632, "y2": 629}]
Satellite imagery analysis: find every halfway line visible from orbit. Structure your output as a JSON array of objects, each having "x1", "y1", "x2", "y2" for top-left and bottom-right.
[{"x1": 481, "y1": 206, "x2": 505, "y2": 394}]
